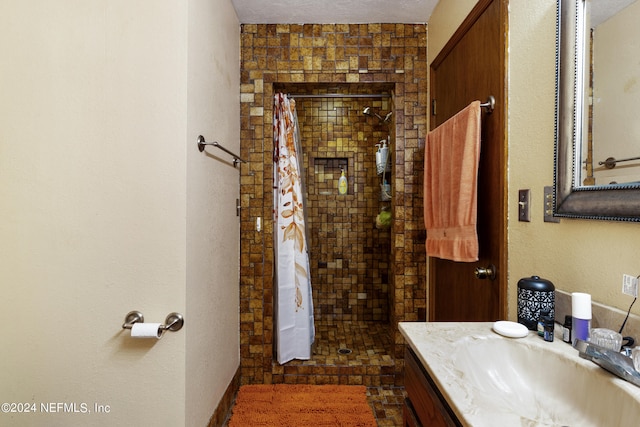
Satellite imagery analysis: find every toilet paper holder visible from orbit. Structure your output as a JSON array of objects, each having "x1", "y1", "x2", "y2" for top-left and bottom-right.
[{"x1": 122, "y1": 311, "x2": 184, "y2": 333}]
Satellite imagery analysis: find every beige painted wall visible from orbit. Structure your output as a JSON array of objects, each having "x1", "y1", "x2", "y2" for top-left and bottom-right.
[
  {"x1": 428, "y1": 0, "x2": 478, "y2": 59},
  {"x1": 186, "y1": 0, "x2": 241, "y2": 424},
  {"x1": 429, "y1": 0, "x2": 640, "y2": 321},
  {"x1": 0, "y1": 0, "x2": 239, "y2": 425}
]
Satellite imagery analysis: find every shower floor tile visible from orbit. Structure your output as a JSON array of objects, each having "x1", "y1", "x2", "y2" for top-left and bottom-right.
[
  {"x1": 276, "y1": 321, "x2": 396, "y2": 388},
  {"x1": 312, "y1": 320, "x2": 393, "y2": 361}
]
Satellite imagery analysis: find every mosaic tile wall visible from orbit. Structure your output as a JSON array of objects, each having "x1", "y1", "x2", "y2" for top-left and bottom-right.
[
  {"x1": 296, "y1": 96, "x2": 393, "y2": 322},
  {"x1": 239, "y1": 23, "x2": 428, "y2": 385}
]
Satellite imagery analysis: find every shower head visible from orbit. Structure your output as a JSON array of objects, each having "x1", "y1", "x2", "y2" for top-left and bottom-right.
[{"x1": 363, "y1": 106, "x2": 392, "y2": 124}]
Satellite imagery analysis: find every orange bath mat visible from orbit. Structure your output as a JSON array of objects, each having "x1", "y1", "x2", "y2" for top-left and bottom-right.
[{"x1": 227, "y1": 384, "x2": 378, "y2": 427}]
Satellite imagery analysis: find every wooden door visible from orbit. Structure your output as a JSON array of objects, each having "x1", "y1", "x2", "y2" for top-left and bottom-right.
[{"x1": 428, "y1": 0, "x2": 507, "y2": 321}]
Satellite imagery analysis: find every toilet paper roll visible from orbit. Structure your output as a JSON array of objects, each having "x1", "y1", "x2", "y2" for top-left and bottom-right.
[
  {"x1": 131, "y1": 323, "x2": 163, "y2": 339},
  {"x1": 572, "y1": 292, "x2": 592, "y2": 320}
]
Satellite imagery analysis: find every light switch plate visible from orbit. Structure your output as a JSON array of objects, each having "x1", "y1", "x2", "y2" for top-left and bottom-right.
[{"x1": 518, "y1": 189, "x2": 530, "y2": 222}]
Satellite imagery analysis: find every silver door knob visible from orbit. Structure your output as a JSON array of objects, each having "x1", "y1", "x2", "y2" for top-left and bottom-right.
[{"x1": 475, "y1": 264, "x2": 496, "y2": 280}]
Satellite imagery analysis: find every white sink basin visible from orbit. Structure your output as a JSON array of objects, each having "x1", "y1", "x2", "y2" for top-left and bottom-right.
[{"x1": 399, "y1": 322, "x2": 640, "y2": 426}]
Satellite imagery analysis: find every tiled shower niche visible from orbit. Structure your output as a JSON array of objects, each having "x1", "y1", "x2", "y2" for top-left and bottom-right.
[{"x1": 310, "y1": 157, "x2": 350, "y2": 196}]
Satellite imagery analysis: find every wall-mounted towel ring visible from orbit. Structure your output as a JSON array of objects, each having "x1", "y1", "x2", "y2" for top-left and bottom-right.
[{"x1": 197, "y1": 135, "x2": 246, "y2": 167}]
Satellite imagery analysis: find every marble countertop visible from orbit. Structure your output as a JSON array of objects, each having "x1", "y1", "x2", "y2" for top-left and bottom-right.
[{"x1": 399, "y1": 321, "x2": 640, "y2": 427}]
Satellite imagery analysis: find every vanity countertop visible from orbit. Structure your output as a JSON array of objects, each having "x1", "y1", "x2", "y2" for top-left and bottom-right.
[{"x1": 398, "y1": 321, "x2": 640, "y2": 427}]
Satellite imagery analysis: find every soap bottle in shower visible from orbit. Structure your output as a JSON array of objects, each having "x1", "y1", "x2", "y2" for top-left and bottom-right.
[{"x1": 338, "y1": 169, "x2": 348, "y2": 195}]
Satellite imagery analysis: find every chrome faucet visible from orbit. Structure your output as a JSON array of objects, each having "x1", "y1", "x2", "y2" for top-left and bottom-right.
[{"x1": 574, "y1": 339, "x2": 640, "y2": 388}]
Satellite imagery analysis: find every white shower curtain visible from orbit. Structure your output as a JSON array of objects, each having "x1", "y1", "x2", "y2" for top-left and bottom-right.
[{"x1": 273, "y1": 93, "x2": 314, "y2": 364}]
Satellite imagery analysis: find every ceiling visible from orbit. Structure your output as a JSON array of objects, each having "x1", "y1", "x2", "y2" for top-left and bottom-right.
[
  {"x1": 230, "y1": 0, "x2": 439, "y2": 24},
  {"x1": 591, "y1": 0, "x2": 637, "y2": 26},
  {"x1": 231, "y1": 0, "x2": 639, "y2": 27}
]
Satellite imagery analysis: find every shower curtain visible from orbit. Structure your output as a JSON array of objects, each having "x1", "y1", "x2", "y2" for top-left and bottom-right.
[{"x1": 273, "y1": 93, "x2": 315, "y2": 364}]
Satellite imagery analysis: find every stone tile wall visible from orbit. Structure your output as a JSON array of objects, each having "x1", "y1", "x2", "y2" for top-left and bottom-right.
[
  {"x1": 239, "y1": 23, "x2": 427, "y2": 385},
  {"x1": 296, "y1": 95, "x2": 392, "y2": 322}
]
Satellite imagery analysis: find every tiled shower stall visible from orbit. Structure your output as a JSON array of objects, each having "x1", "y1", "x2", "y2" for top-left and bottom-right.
[
  {"x1": 239, "y1": 23, "x2": 427, "y2": 386},
  {"x1": 295, "y1": 92, "x2": 394, "y2": 323}
]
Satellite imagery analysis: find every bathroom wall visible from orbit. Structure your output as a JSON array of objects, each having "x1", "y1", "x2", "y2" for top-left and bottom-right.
[
  {"x1": 430, "y1": 0, "x2": 640, "y2": 322},
  {"x1": 186, "y1": 0, "x2": 241, "y2": 425},
  {"x1": 0, "y1": 0, "x2": 240, "y2": 426},
  {"x1": 239, "y1": 23, "x2": 428, "y2": 384},
  {"x1": 294, "y1": 93, "x2": 393, "y2": 322}
]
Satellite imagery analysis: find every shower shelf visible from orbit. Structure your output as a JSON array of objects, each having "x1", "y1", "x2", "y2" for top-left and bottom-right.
[{"x1": 312, "y1": 156, "x2": 350, "y2": 196}]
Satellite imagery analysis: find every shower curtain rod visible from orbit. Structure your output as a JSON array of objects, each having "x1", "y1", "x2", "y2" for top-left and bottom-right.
[{"x1": 287, "y1": 93, "x2": 391, "y2": 99}]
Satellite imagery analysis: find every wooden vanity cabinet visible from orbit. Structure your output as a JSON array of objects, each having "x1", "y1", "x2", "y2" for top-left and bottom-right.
[{"x1": 404, "y1": 347, "x2": 462, "y2": 427}]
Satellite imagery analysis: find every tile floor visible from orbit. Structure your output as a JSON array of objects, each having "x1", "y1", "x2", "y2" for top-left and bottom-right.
[{"x1": 367, "y1": 386, "x2": 406, "y2": 427}]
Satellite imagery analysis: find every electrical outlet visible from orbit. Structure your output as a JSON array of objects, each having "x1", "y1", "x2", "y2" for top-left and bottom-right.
[{"x1": 622, "y1": 274, "x2": 639, "y2": 298}]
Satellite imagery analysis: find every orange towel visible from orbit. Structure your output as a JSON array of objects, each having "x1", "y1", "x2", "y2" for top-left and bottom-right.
[{"x1": 424, "y1": 101, "x2": 481, "y2": 262}]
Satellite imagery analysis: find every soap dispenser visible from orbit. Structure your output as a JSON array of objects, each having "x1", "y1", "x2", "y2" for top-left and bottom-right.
[
  {"x1": 338, "y1": 168, "x2": 348, "y2": 195},
  {"x1": 376, "y1": 140, "x2": 391, "y2": 175}
]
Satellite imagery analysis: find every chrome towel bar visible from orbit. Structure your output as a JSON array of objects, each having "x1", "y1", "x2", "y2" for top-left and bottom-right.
[
  {"x1": 432, "y1": 95, "x2": 495, "y2": 116},
  {"x1": 480, "y1": 95, "x2": 495, "y2": 113},
  {"x1": 598, "y1": 155, "x2": 640, "y2": 169},
  {"x1": 197, "y1": 135, "x2": 246, "y2": 167}
]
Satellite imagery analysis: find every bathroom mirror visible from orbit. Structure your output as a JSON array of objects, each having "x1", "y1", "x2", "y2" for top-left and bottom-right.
[{"x1": 555, "y1": 0, "x2": 640, "y2": 221}]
